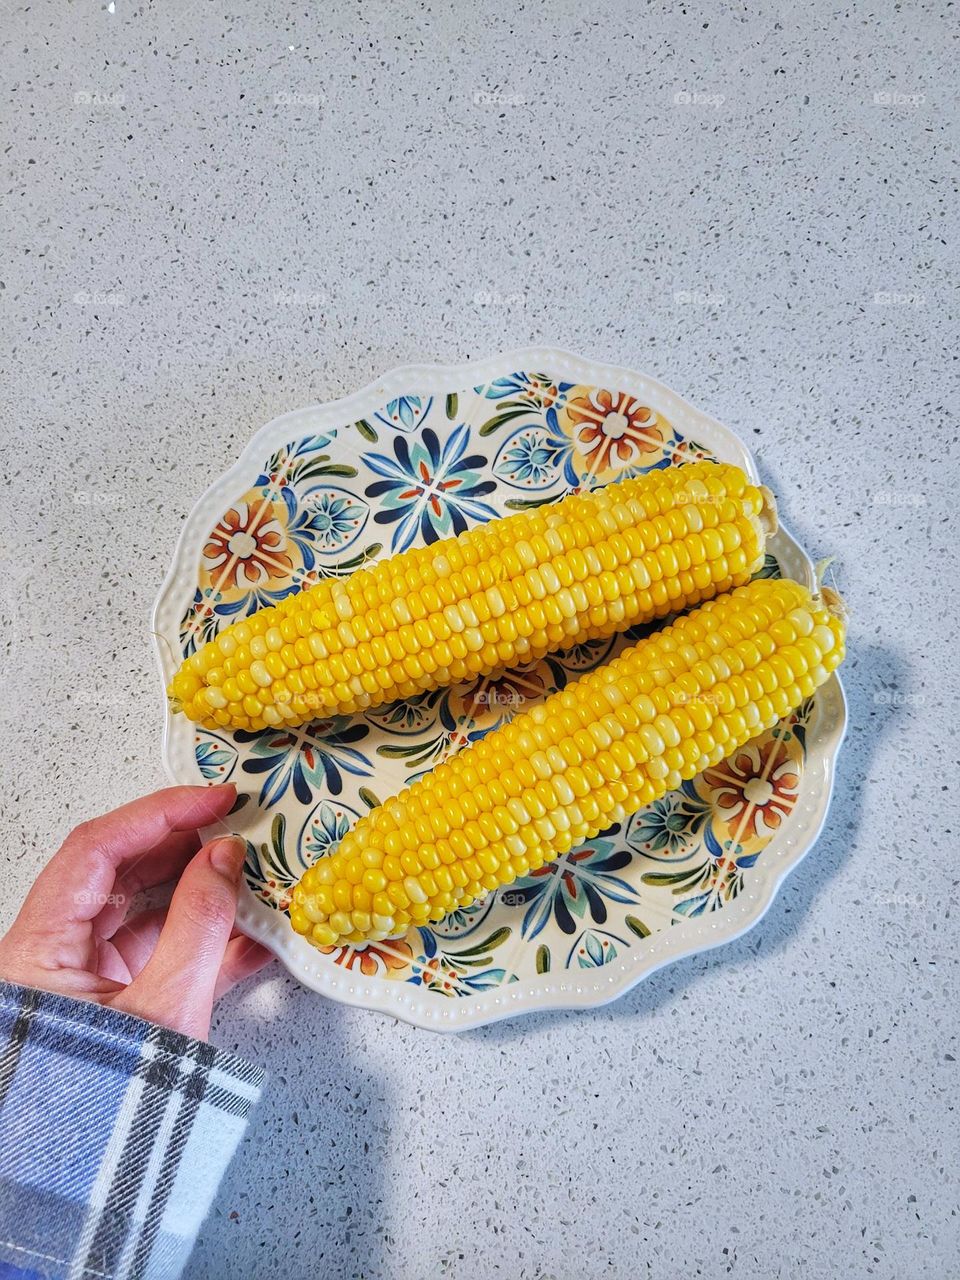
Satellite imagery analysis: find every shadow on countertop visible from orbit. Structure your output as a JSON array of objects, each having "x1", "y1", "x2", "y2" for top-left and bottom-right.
[{"x1": 186, "y1": 977, "x2": 393, "y2": 1280}]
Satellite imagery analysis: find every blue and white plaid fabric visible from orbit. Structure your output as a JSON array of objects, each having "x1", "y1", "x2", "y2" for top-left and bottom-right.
[{"x1": 0, "y1": 982, "x2": 264, "y2": 1280}]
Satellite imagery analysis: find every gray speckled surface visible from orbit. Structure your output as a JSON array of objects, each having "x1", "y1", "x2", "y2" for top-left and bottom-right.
[{"x1": 1, "y1": 1, "x2": 957, "y2": 1277}]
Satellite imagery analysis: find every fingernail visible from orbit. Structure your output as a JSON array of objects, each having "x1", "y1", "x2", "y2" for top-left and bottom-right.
[{"x1": 209, "y1": 835, "x2": 247, "y2": 878}]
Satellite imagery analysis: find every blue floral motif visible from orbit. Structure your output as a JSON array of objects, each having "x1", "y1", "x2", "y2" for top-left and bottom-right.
[
  {"x1": 479, "y1": 374, "x2": 578, "y2": 477},
  {"x1": 363, "y1": 424, "x2": 497, "y2": 551},
  {"x1": 408, "y1": 926, "x2": 517, "y2": 997},
  {"x1": 365, "y1": 687, "x2": 449, "y2": 737},
  {"x1": 209, "y1": 584, "x2": 299, "y2": 622},
  {"x1": 625, "y1": 781, "x2": 715, "y2": 861},
  {"x1": 299, "y1": 799, "x2": 360, "y2": 862},
  {"x1": 279, "y1": 484, "x2": 368, "y2": 566},
  {"x1": 506, "y1": 831, "x2": 640, "y2": 939},
  {"x1": 480, "y1": 371, "x2": 574, "y2": 419},
  {"x1": 254, "y1": 432, "x2": 338, "y2": 487},
  {"x1": 453, "y1": 968, "x2": 515, "y2": 996},
  {"x1": 236, "y1": 719, "x2": 372, "y2": 805},
  {"x1": 493, "y1": 424, "x2": 575, "y2": 490},
  {"x1": 481, "y1": 374, "x2": 539, "y2": 399},
  {"x1": 430, "y1": 897, "x2": 496, "y2": 939},
  {"x1": 567, "y1": 929, "x2": 623, "y2": 969},
  {"x1": 374, "y1": 395, "x2": 432, "y2": 433},
  {"x1": 194, "y1": 731, "x2": 238, "y2": 782}
]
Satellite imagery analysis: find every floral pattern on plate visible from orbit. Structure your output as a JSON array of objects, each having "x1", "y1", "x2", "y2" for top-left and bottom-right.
[{"x1": 156, "y1": 352, "x2": 846, "y2": 1028}]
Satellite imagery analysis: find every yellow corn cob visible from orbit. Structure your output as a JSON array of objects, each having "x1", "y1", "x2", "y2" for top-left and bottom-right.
[
  {"x1": 290, "y1": 575, "x2": 846, "y2": 949},
  {"x1": 171, "y1": 461, "x2": 775, "y2": 730}
]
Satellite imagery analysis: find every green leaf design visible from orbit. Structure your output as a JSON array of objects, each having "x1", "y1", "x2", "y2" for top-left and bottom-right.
[
  {"x1": 536, "y1": 944, "x2": 551, "y2": 974},
  {"x1": 479, "y1": 406, "x2": 534, "y2": 437},
  {"x1": 641, "y1": 871, "x2": 688, "y2": 887},
  {"x1": 353, "y1": 418, "x2": 378, "y2": 442},
  {"x1": 445, "y1": 392, "x2": 458, "y2": 419},
  {"x1": 376, "y1": 732, "x2": 450, "y2": 770},
  {"x1": 252, "y1": 812, "x2": 300, "y2": 884},
  {"x1": 641, "y1": 865, "x2": 707, "y2": 895},
  {"x1": 315, "y1": 542, "x2": 383, "y2": 579},
  {"x1": 313, "y1": 462, "x2": 357, "y2": 478},
  {"x1": 293, "y1": 453, "x2": 358, "y2": 483},
  {"x1": 504, "y1": 493, "x2": 564, "y2": 512},
  {"x1": 358, "y1": 786, "x2": 382, "y2": 811},
  {"x1": 625, "y1": 915, "x2": 651, "y2": 939},
  {"x1": 684, "y1": 438, "x2": 715, "y2": 458},
  {"x1": 791, "y1": 697, "x2": 813, "y2": 754},
  {"x1": 448, "y1": 927, "x2": 512, "y2": 960}
]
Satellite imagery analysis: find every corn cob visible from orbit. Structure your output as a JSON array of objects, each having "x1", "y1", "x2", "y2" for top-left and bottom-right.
[
  {"x1": 290, "y1": 575, "x2": 846, "y2": 949},
  {"x1": 171, "y1": 461, "x2": 775, "y2": 730}
]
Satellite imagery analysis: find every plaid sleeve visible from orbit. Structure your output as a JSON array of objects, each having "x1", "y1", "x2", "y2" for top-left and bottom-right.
[{"x1": 0, "y1": 982, "x2": 264, "y2": 1280}]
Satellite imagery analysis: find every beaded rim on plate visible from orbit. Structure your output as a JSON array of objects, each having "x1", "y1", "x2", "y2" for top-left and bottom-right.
[{"x1": 152, "y1": 348, "x2": 847, "y2": 1031}]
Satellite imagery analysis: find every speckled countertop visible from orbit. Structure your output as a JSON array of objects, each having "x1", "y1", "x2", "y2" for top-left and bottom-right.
[{"x1": 1, "y1": 1, "x2": 956, "y2": 1277}]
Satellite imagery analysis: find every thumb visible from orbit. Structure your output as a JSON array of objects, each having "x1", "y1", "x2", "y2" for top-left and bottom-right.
[{"x1": 115, "y1": 835, "x2": 247, "y2": 1039}]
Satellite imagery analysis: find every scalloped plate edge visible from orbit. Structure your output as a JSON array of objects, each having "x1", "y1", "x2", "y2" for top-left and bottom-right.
[{"x1": 152, "y1": 348, "x2": 848, "y2": 1032}]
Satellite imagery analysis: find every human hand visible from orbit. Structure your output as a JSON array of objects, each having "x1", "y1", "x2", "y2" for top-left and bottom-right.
[{"x1": 0, "y1": 784, "x2": 272, "y2": 1040}]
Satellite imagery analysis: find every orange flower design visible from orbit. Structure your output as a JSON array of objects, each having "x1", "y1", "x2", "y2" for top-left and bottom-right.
[
  {"x1": 416, "y1": 955, "x2": 459, "y2": 994},
  {"x1": 669, "y1": 437, "x2": 712, "y2": 465},
  {"x1": 702, "y1": 740, "x2": 800, "y2": 841},
  {"x1": 564, "y1": 388, "x2": 665, "y2": 476},
  {"x1": 319, "y1": 937, "x2": 414, "y2": 978},
  {"x1": 202, "y1": 498, "x2": 293, "y2": 590},
  {"x1": 521, "y1": 375, "x2": 563, "y2": 410}
]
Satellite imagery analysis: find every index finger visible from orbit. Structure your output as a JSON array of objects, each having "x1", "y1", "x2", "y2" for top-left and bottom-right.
[{"x1": 20, "y1": 785, "x2": 238, "y2": 927}]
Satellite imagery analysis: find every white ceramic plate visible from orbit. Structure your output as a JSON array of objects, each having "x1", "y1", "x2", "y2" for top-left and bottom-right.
[{"x1": 153, "y1": 348, "x2": 847, "y2": 1031}]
